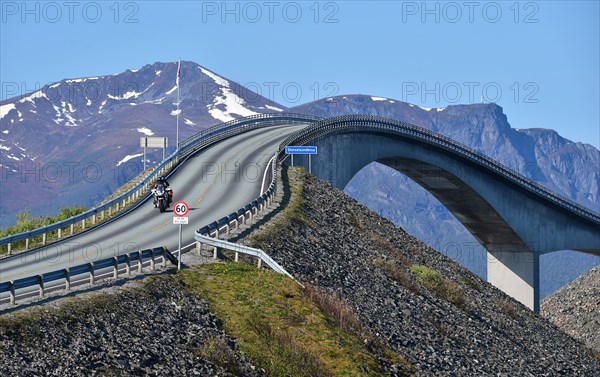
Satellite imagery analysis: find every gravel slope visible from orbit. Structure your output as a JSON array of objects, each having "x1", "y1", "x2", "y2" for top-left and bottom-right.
[
  {"x1": 243, "y1": 167, "x2": 599, "y2": 376},
  {"x1": 542, "y1": 265, "x2": 600, "y2": 354}
]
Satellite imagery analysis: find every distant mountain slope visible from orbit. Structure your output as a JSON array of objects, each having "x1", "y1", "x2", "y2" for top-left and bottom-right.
[
  {"x1": 542, "y1": 265, "x2": 600, "y2": 354},
  {"x1": 291, "y1": 95, "x2": 600, "y2": 295},
  {"x1": 0, "y1": 62, "x2": 286, "y2": 226}
]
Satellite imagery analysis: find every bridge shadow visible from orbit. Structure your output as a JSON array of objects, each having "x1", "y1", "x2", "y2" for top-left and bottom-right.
[{"x1": 228, "y1": 165, "x2": 293, "y2": 244}]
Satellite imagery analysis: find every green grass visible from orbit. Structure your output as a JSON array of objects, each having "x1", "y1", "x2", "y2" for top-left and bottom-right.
[
  {"x1": 179, "y1": 263, "x2": 392, "y2": 376},
  {"x1": 410, "y1": 265, "x2": 465, "y2": 308},
  {"x1": 460, "y1": 275, "x2": 481, "y2": 292},
  {"x1": 0, "y1": 206, "x2": 87, "y2": 255},
  {"x1": 248, "y1": 167, "x2": 310, "y2": 249}
]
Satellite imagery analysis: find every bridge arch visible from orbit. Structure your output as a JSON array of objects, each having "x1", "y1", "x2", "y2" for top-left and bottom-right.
[{"x1": 280, "y1": 115, "x2": 600, "y2": 311}]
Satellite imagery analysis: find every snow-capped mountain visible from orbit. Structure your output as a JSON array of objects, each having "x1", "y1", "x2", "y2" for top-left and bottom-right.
[
  {"x1": 291, "y1": 95, "x2": 600, "y2": 296},
  {"x1": 0, "y1": 61, "x2": 286, "y2": 225}
]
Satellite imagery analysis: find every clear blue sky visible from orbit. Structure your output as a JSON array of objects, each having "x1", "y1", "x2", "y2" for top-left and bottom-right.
[{"x1": 1, "y1": 1, "x2": 599, "y2": 147}]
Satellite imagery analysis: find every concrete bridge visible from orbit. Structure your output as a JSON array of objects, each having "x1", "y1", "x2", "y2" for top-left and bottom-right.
[{"x1": 280, "y1": 115, "x2": 600, "y2": 312}]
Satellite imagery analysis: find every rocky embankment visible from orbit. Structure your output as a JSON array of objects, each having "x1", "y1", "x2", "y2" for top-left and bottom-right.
[
  {"x1": 1, "y1": 167, "x2": 598, "y2": 376},
  {"x1": 0, "y1": 276, "x2": 262, "y2": 376},
  {"x1": 542, "y1": 265, "x2": 600, "y2": 355},
  {"x1": 243, "y1": 167, "x2": 600, "y2": 376}
]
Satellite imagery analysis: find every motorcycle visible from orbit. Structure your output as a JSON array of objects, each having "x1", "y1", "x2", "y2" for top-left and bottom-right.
[{"x1": 152, "y1": 184, "x2": 173, "y2": 213}]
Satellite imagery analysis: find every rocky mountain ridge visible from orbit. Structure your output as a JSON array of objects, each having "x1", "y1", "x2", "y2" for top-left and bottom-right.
[{"x1": 291, "y1": 95, "x2": 600, "y2": 295}]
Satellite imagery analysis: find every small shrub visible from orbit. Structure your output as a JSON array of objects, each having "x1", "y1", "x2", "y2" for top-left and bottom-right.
[
  {"x1": 374, "y1": 258, "x2": 419, "y2": 293},
  {"x1": 410, "y1": 265, "x2": 465, "y2": 308},
  {"x1": 496, "y1": 298, "x2": 517, "y2": 319},
  {"x1": 197, "y1": 336, "x2": 243, "y2": 375},
  {"x1": 303, "y1": 284, "x2": 366, "y2": 338},
  {"x1": 460, "y1": 275, "x2": 481, "y2": 292}
]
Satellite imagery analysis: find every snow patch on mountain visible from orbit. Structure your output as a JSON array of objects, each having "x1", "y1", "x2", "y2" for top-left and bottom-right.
[
  {"x1": 0, "y1": 104, "x2": 16, "y2": 120},
  {"x1": 137, "y1": 127, "x2": 154, "y2": 136},
  {"x1": 199, "y1": 66, "x2": 258, "y2": 122},
  {"x1": 184, "y1": 118, "x2": 196, "y2": 126},
  {"x1": 371, "y1": 96, "x2": 388, "y2": 101},
  {"x1": 19, "y1": 90, "x2": 49, "y2": 105},
  {"x1": 108, "y1": 91, "x2": 141, "y2": 100},
  {"x1": 156, "y1": 70, "x2": 162, "y2": 76},
  {"x1": 165, "y1": 86, "x2": 177, "y2": 95},
  {"x1": 265, "y1": 105, "x2": 284, "y2": 112},
  {"x1": 66, "y1": 77, "x2": 99, "y2": 83},
  {"x1": 117, "y1": 153, "x2": 143, "y2": 167}
]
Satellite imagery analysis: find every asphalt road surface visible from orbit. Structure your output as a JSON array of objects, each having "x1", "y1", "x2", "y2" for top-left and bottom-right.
[{"x1": 0, "y1": 123, "x2": 308, "y2": 287}]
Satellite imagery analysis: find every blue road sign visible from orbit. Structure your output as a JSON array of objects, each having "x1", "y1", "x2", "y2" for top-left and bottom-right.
[{"x1": 285, "y1": 146, "x2": 317, "y2": 155}]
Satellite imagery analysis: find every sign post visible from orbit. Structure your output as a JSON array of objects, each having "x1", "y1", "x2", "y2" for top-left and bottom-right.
[
  {"x1": 173, "y1": 200, "x2": 189, "y2": 270},
  {"x1": 285, "y1": 146, "x2": 318, "y2": 173},
  {"x1": 140, "y1": 137, "x2": 169, "y2": 171}
]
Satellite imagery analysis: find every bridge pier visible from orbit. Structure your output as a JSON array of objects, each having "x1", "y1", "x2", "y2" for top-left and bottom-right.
[{"x1": 487, "y1": 250, "x2": 540, "y2": 313}]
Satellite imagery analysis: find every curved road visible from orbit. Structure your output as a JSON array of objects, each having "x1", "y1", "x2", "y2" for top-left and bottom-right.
[{"x1": 0, "y1": 124, "x2": 308, "y2": 286}]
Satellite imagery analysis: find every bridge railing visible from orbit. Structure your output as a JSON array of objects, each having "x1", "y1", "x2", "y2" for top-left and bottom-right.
[
  {"x1": 277, "y1": 115, "x2": 600, "y2": 225},
  {"x1": 0, "y1": 246, "x2": 176, "y2": 306},
  {"x1": 0, "y1": 113, "x2": 321, "y2": 255}
]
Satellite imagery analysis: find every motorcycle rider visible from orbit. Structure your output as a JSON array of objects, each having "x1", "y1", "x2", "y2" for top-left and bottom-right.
[{"x1": 153, "y1": 176, "x2": 173, "y2": 207}]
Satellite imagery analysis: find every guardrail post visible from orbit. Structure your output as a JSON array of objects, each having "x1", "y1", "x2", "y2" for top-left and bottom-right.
[
  {"x1": 25, "y1": 238, "x2": 29, "y2": 250},
  {"x1": 125, "y1": 254, "x2": 131, "y2": 276},
  {"x1": 213, "y1": 246, "x2": 218, "y2": 259},
  {"x1": 138, "y1": 253, "x2": 143, "y2": 273},
  {"x1": 150, "y1": 249, "x2": 155, "y2": 271},
  {"x1": 235, "y1": 252, "x2": 239, "y2": 262},
  {"x1": 162, "y1": 253, "x2": 167, "y2": 268},
  {"x1": 257, "y1": 258, "x2": 262, "y2": 268},
  {"x1": 101, "y1": 210, "x2": 105, "y2": 221},
  {"x1": 116, "y1": 202, "x2": 120, "y2": 212},
  {"x1": 81, "y1": 219, "x2": 86, "y2": 230},
  {"x1": 89, "y1": 263, "x2": 95, "y2": 285},
  {"x1": 42, "y1": 233, "x2": 47, "y2": 245},
  {"x1": 113, "y1": 257, "x2": 118, "y2": 279},
  {"x1": 92, "y1": 214, "x2": 96, "y2": 225},
  {"x1": 226, "y1": 223, "x2": 230, "y2": 235},
  {"x1": 196, "y1": 241, "x2": 202, "y2": 256},
  {"x1": 58, "y1": 228, "x2": 62, "y2": 239},
  {"x1": 70, "y1": 223, "x2": 74, "y2": 234},
  {"x1": 64, "y1": 269, "x2": 70, "y2": 291},
  {"x1": 108, "y1": 207, "x2": 112, "y2": 217},
  {"x1": 38, "y1": 275, "x2": 44, "y2": 298},
  {"x1": 9, "y1": 281, "x2": 15, "y2": 305},
  {"x1": 7, "y1": 243, "x2": 11, "y2": 255}
]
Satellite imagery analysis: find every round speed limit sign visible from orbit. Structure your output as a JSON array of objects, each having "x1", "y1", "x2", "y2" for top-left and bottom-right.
[{"x1": 173, "y1": 201, "x2": 189, "y2": 217}]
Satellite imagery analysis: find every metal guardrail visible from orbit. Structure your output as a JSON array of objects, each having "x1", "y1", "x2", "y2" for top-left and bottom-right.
[
  {"x1": 0, "y1": 113, "x2": 322, "y2": 254},
  {"x1": 0, "y1": 247, "x2": 176, "y2": 306},
  {"x1": 277, "y1": 115, "x2": 600, "y2": 226},
  {"x1": 194, "y1": 234, "x2": 301, "y2": 285}
]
